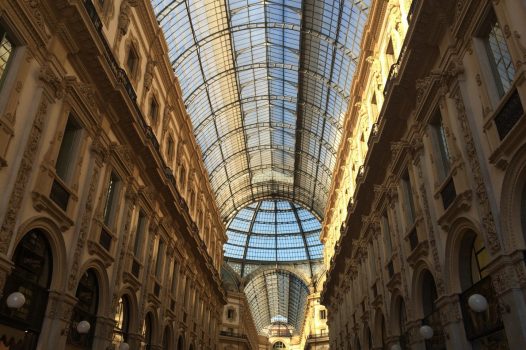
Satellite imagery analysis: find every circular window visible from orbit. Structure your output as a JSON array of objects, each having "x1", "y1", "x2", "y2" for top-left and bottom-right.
[{"x1": 273, "y1": 341, "x2": 286, "y2": 349}]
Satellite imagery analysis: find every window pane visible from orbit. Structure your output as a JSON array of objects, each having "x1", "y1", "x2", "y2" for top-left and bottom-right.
[
  {"x1": 0, "y1": 30, "x2": 14, "y2": 85},
  {"x1": 103, "y1": 173, "x2": 120, "y2": 226},
  {"x1": 56, "y1": 116, "x2": 82, "y2": 182},
  {"x1": 485, "y1": 13, "x2": 515, "y2": 97}
]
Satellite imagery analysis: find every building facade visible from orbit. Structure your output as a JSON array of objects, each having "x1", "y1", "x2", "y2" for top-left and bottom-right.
[
  {"x1": 322, "y1": 0, "x2": 526, "y2": 349},
  {"x1": 0, "y1": 0, "x2": 226, "y2": 349}
]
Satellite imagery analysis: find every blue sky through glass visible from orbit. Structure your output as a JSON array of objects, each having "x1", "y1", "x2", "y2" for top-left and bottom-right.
[
  {"x1": 224, "y1": 199, "x2": 323, "y2": 262},
  {"x1": 151, "y1": 0, "x2": 371, "y2": 222}
]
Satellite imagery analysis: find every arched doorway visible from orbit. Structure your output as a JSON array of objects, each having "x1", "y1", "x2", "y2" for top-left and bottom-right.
[
  {"x1": 67, "y1": 269, "x2": 99, "y2": 349},
  {"x1": 177, "y1": 335, "x2": 184, "y2": 350},
  {"x1": 397, "y1": 298, "x2": 408, "y2": 349},
  {"x1": 142, "y1": 313, "x2": 153, "y2": 350},
  {"x1": 0, "y1": 230, "x2": 52, "y2": 349},
  {"x1": 421, "y1": 270, "x2": 445, "y2": 349},
  {"x1": 113, "y1": 296, "x2": 130, "y2": 346},
  {"x1": 162, "y1": 326, "x2": 171, "y2": 350}
]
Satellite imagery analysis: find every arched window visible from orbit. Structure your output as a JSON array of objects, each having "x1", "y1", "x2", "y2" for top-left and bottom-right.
[
  {"x1": 113, "y1": 296, "x2": 130, "y2": 344},
  {"x1": 365, "y1": 327, "x2": 372, "y2": 350},
  {"x1": 0, "y1": 230, "x2": 52, "y2": 349},
  {"x1": 421, "y1": 270, "x2": 445, "y2": 349},
  {"x1": 422, "y1": 271, "x2": 438, "y2": 317},
  {"x1": 273, "y1": 341, "x2": 286, "y2": 349},
  {"x1": 143, "y1": 313, "x2": 153, "y2": 350},
  {"x1": 459, "y1": 232, "x2": 490, "y2": 291},
  {"x1": 177, "y1": 336, "x2": 184, "y2": 350},
  {"x1": 68, "y1": 269, "x2": 99, "y2": 349},
  {"x1": 162, "y1": 326, "x2": 171, "y2": 350}
]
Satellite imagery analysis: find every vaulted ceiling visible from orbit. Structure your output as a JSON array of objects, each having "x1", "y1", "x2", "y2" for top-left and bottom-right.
[{"x1": 151, "y1": 0, "x2": 371, "y2": 222}]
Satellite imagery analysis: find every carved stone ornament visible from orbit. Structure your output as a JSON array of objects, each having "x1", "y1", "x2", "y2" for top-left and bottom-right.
[
  {"x1": 452, "y1": 90, "x2": 501, "y2": 253},
  {"x1": 0, "y1": 97, "x2": 48, "y2": 254},
  {"x1": 39, "y1": 64, "x2": 64, "y2": 99},
  {"x1": 67, "y1": 161, "x2": 103, "y2": 290},
  {"x1": 143, "y1": 60, "x2": 156, "y2": 91}
]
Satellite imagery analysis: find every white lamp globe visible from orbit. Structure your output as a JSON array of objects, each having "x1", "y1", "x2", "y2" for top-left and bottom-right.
[
  {"x1": 419, "y1": 325, "x2": 434, "y2": 339},
  {"x1": 119, "y1": 342, "x2": 130, "y2": 350},
  {"x1": 468, "y1": 293, "x2": 488, "y2": 313},
  {"x1": 391, "y1": 344, "x2": 402, "y2": 350},
  {"x1": 6, "y1": 292, "x2": 26, "y2": 309},
  {"x1": 76, "y1": 320, "x2": 91, "y2": 334}
]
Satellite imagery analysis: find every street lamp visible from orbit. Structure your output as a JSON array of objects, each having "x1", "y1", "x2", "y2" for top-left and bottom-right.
[
  {"x1": 468, "y1": 294, "x2": 488, "y2": 313},
  {"x1": 419, "y1": 325, "x2": 434, "y2": 340}
]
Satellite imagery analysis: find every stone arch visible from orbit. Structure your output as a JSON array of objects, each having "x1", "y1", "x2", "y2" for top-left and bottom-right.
[
  {"x1": 143, "y1": 307, "x2": 160, "y2": 346},
  {"x1": 161, "y1": 323, "x2": 173, "y2": 350},
  {"x1": 388, "y1": 292, "x2": 405, "y2": 336},
  {"x1": 372, "y1": 307, "x2": 387, "y2": 348},
  {"x1": 14, "y1": 216, "x2": 67, "y2": 291},
  {"x1": 75, "y1": 259, "x2": 111, "y2": 314},
  {"x1": 176, "y1": 334, "x2": 185, "y2": 350},
  {"x1": 500, "y1": 142, "x2": 526, "y2": 252},
  {"x1": 444, "y1": 216, "x2": 485, "y2": 293},
  {"x1": 410, "y1": 261, "x2": 437, "y2": 319},
  {"x1": 115, "y1": 287, "x2": 139, "y2": 336}
]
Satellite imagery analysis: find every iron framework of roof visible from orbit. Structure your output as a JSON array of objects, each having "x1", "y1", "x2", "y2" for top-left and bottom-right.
[
  {"x1": 152, "y1": 0, "x2": 371, "y2": 222},
  {"x1": 243, "y1": 269, "x2": 310, "y2": 335},
  {"x1": 223, "y1": 199, "x2": 323, "y2": 276}
]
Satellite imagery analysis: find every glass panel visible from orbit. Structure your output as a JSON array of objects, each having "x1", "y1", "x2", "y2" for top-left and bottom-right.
[
  {"x1": 0, "y1": 29, "x2": 14, "y2": 87},
  {"x1": 223, "y1": 200, "x2": 323, "y2": 263},
  {"x1": 151, "y1": 0, "x2": 371, "y2": 220},
  {"x1": 103, "y1": 173, "x2": 120, "y2": 226},
  {"x1": 485, "y1": 10, "x2": 515, "y2": 97},
  {"x1": 56, "y1": 116, "x2": 83, "y2": 182}
]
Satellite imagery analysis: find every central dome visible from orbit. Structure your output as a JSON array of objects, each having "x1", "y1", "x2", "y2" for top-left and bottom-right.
[{"x1": 223, "y1": 200, "x2": 323, "y2": 263}]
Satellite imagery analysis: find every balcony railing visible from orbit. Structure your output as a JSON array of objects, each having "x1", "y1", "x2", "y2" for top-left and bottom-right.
[{"x1": 460, "y1": 276, "x2": 504, "y2": 341}]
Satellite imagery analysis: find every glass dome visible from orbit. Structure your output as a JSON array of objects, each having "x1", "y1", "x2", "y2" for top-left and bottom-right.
[{"x1": 223, "y1": 200, "x2": 323, "y2": 262}]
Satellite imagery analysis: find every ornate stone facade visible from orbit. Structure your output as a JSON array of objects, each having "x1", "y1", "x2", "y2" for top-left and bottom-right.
[
  {"x1": 322, "y1": 0, "x2": 526, "y2": 349},
  {"x1": 0, "y1": 0, "x2": 226, "y2": 349}
]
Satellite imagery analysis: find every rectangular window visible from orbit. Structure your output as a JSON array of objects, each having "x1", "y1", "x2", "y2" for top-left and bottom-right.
[
  {"x1": 55, "y1": 116, "x2": 83, "y2": 182},
  {"x1": 133, "y1": 211, "x2": 146, "y2": 257},
  {"x1": 430, "y1": 110, "x2": 451, "y2": 181},
  {"x1": 0, "y1": 27, "x2": 15, "y2": 88},
  {"x1": 482, "y1": 9, "x2": 516, "y2": 97},
  {"x1": 126, "y1": 46, "x2": 138, "y2": 76},
  {"x1": 401, "y1": 171, "x2": 415, "y2": 225},
  {"x1": 171, "y1": 262, "x2": 178, "y2": 295},
  {"x1": 320, "y1": 309, "x2": 327, "y2": 320},
  {"x1": 150, "y1": 97, "x2": 158, "y2": 125},
  {"x1": 103, "y1": 172, "x2": 120, "y2": 226},
  {"x1": 381, "y1": 211, "x2": 392, "y2": 257},
  {"x1": 227, "y1": 308, "x2": 234, "y2": 320},
  {"x1": 155, "y1": 239, "x2": 165, "y2": 278}
]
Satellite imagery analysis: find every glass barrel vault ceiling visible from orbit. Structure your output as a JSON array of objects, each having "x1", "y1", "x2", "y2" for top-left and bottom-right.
[
  {"x1": 224, "y1": 199, "x2": 323, "y2": 266},
  {"x1": 152, "y1": 0, "x2": 371, "y2": 222}
]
